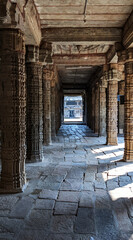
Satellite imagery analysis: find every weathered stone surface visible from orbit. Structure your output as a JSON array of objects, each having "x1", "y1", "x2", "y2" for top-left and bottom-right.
[
  {"x1": 95, "y1": 208, "x2": 119, "y2": 240},
  {"x1": 34, "y1": 199, "x2": 55, "y2": 210},
  {"x1": 74, "y1": 208, "x2": 95, "y2": 234},
  {"x1": 60, "y1": 179, "x2": 82, "y2": 191},
  {"x1": 48, "y1": 234, "x2": 73, "y2": 240},
  {"x1": 17, "y1": 230, "x2": 49, "y2": 240},
  {"x1": 51, "y1": 216, "x2": 75, "y2": 233},
  {"x1": 83, "y1": 182, "x2": 94, "y2": 191},
  {"x1": 54, "y1": 201, "x2": 78, "y2": 215},
  {"x1": 0, "y1": 196, "x2": 19, "y2": 211},
  {"x1": 79, "y1": 191, "x2": 95, "y2": 208},
  {"x1": 39, "y1": 189, "x2": 58, "y2": 199},
  {"x1": 25, "y1": 209, "x2": 52, "y2": 230},
  {"x1": 0, "y1": 218, "x2": 24, "y2": 239},
  {"x1": 9, "y1": 197, "x2": 34, "y2": 219},
  {"x1": 57, "y1": 191, "x2": 80, "y2": 202}
]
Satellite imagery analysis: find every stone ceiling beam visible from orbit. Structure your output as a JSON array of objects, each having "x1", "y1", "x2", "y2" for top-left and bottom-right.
[
  {"x1": 53, "y1": 54, "x2": 106, "y2": 66},
  {"x1": 123, "y1": 10, "x2": 133, "y2": 48},
  {"x1": 42, "y1": 27, "x2": 122, "y2": 43}
]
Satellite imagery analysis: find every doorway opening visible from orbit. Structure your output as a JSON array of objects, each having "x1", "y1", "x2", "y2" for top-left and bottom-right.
[{"x1": 64, "y1": 95, "x2": 83, "y2": 123}]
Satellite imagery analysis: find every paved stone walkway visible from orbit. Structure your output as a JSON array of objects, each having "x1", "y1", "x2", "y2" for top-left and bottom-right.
[{"x1": 0, "y1": 125, "x2": 133, "y2": 240}]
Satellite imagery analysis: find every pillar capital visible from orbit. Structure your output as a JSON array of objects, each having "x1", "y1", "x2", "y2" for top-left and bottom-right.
[
  {"x1": 39, "y1": 41, "x2": 53, "y2": 64},
  {"x1": 26, "y1": 45, "x2": 39, "y2": 63},
  {"x1": 0, "y1": 28, "x2": 25, "y2": 53},
  {"x1": 0, "y1": 1, "x2": 24, "y2": 30}
]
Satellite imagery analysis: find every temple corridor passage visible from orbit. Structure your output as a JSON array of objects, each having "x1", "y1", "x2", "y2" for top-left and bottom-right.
[{"x1": 0, "y1": 125, "x2": 133, "y2": 240}]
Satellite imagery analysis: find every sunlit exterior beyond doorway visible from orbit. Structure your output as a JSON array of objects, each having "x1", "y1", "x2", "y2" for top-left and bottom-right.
[{"x1": 64, "y1": 95, "x2": 83, "y2": 123}]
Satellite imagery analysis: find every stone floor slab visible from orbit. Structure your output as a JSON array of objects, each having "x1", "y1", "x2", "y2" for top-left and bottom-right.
[{"x1": 54, "y1": 201, "x2": 78, "y2": 215}]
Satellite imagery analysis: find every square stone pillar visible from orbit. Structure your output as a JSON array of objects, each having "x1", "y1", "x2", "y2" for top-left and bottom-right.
[
  {"x1": 43, "y1": 65, "x2": 53, "y2": 145},
  {"x1": 106, "y1": 67, "x2": 118, "y2": 145},
  {"x1": 0, "y1": 29, "x2": 26, "y2": 193},
  {"x1": 99, "y1": 77, "x2": 107, "y2": 136},
  {"x1": 94, "y1": 84, "x2": 99, "y2": 134},
  {"x1": 51, "y1": 71, "x2": 56, "y2": 141},
  {"x1": 91, "y1": 87, "x2": 95, "y2": 131},
  {"x1": 123, "y1": 49, "x2": 133, "y2": 162},
  {"x1": 26, "y1": 46, "x2": 43, "y2": 162}
]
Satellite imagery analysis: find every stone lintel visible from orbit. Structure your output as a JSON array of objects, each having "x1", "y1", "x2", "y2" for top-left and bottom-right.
[
  {"x1": 123, "y1": 11, "x2": 133, "y2": 48},
  {"x1": 42, "y1": 27, "x2": 122, "y2": 43},
  {"x1": 53, "y1": 54, "x2": 106, "y2": 66}
]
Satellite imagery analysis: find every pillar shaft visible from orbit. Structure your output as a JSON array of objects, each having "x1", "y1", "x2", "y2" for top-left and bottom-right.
[
  {"x1": 0, "y1": 29, "x2": 26, "y2": 192},
  {"x1": 106, "y1": 69, "x2": 118, "y2": 145},
  {"x1": 51, "y1": 83, "x2": 56, "y2": 141},
  {"x1": 43, "y1": 65, "x2": 53, "y2": 145},
  {"x1": 124, "y1": 49, "x2": 133, "y2": 161},
  {"x1": 99, "y1": 78, "x2": 107, "y2": 136},
  {"x1": 94, "y1": 85, "x2": 99, "y2": 134},
  {"x1": 91, "y1": 87, "x2": 95, "y2": 131},
  {"x1": 26, "y1": 51, "x2": 43, "y2": 162}
]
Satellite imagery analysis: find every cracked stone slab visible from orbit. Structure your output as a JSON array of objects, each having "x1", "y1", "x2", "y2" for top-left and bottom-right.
[
  {"x1": 57, "y1": 191, "x2": 80, "y2": 202},
  {"x1": 60, "y1": 179, "x2": 82, "y2": 191},
  {"x1": 51, "y1": 216, "x2": 75, "y2": 233},
  {"x1": 54, "y1": 201, "x2": 78, "y2": 215}
]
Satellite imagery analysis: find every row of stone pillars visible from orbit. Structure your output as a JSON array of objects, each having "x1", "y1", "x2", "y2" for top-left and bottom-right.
[
  {"x1": 87, "y1": 56, "x2": 133, "y2": 162},
  {"x1": 0, "y1": 28, "x2": 62, "y2": 192}
]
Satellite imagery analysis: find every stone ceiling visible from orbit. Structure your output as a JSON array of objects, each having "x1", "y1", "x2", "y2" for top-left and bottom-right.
[
  {"x1": 33, "y1": 0, "x2": 133, "y2": 86},
  {"x1": 34, "y1": 0, "x2": 133, "y2": 28}
]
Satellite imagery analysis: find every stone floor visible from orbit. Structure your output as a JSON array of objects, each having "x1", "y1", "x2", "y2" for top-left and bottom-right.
[{"x1": 0, "y1": 125, "x2": 133, "y2": 240}]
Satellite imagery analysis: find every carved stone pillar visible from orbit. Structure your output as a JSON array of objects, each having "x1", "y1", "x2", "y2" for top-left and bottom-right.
[
  {"x1": 99, "y1": 77, "x2": 107, "y2": 136},
  {"x1": 92, "y1": 87, "x2": 95, "y2": 131},
  {"x1": 26, "y1": 45, "x2": 43, "y2": 162},
  {"x1": 94, "y1": 84, "x2": 99, "y2": 134},
  {"x1": 124, "y1": 48, "x2": 133, "y2": 162},
  {"x1": 106, "y1": 67, "x2": 118, "y2": 145},
  {"x1": 0, "y1": 29, "x2": 26, "y2": 192},
  {"x1": 51, "y1": 71, "x2": 56, "y2": 141},
  {"x1": 43, "y1": 65, "x2": 53, "y2": 145}
]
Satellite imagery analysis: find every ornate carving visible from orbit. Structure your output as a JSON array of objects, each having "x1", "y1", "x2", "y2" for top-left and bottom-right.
[
  {"x1": 99, "y1": 77, "x2": 107, "y2": 136},
  {"x1": 43, "y1": 65, "x2": 54, "y2": 145},
  {"x1": 106, "y1": 68, "x2": 118, "y2": 145},
  {"x1": 0, "y1": 29, "x2": 26, "y2": 192},
  {"x1": 26, "y1": 60, "x2": 43, "y2": 162},
  {"x1": 124, "y1": 48, "x2": 133, "y2": 161}
]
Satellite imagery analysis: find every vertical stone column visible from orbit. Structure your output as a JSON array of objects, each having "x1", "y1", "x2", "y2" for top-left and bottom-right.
[
  {"x1": 123, "y1": 48, "x2": 133, "y2": 161},
  {"x1": 94, "y1": 84, "x2": 99, "y2": 134},
  {"x1": 99, "y1": 77, "x2": 107, "y2": 136},
  {"x1": 0, "y1": 29, "x2": 26, "y2": 192},
  {"x1": 51, "y1": 70, "x2": 56, "y2": 141},
  {"x1": 26, "y1": 45, "x2": 43, "y2": 162},
  {"x1": 106, "y1": 66, "x2": 118, "y2": 145},
  {"x1": 118, "y1": 80, "x2": 125, "y2": 134},
  {"x1": 43, "y1": 65, "x2": 53, "y2": 145},
  {"x1": 91, "y1": 87, "x2": 95, "y2": 131}
]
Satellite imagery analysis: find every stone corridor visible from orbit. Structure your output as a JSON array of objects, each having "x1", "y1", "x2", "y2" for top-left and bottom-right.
[{"x1": 0, "y1": 125, "x2": 133, "y2": 240}]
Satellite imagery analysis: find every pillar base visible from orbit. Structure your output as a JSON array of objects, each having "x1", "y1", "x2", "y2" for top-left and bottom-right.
[
  {"x1": 106, "y1": 141, "x2": 118, "y2": 146},
  {"x1": 0, "y1": 181, "x2": 28, "y2": 194},
  {"x1": 26, "y1": 154, "x2": 43, "y2": 163}
]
